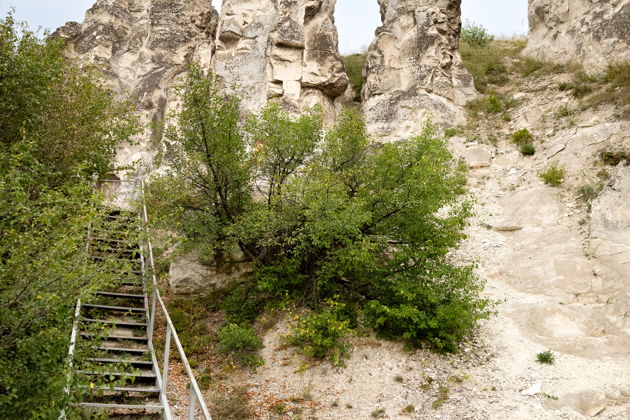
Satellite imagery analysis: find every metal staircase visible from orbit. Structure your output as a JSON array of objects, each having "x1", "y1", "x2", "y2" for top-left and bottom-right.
[{"x1": 64, "y1": 180, "x2": 211, "y2": 419}]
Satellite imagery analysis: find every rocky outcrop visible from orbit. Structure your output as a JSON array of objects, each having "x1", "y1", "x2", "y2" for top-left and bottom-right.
[
  {"x1": 362, "y1": 0, "x2": 476, "y2": 140},
  {"x1": 168, "y1": 253, "x2": 253, "y2": 294},
  {"x1": 57, "y1": 0, "x2": 349, "y2": 170},
  {"x1": 55, "y1": 0, "x2": 219, "y2": 169},
  {"x1": 523, "y1": 0, "x2": 630, "y2": 75},
  {"x1": 214, "y1": 0, "x2": 349, "y2": 120}
]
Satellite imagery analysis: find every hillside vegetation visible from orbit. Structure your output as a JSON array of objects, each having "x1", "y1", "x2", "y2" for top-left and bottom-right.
[
  {"x1": 0, "y1": 14, "x2": 137, "y2": 418},
  {"x1": 148, "y1": 64, "x2": 490, "y2": 371}
]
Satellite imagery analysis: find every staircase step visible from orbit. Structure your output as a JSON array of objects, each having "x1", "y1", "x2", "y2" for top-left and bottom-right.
[
  {"x1": 81, "y1": 318, "x2": 147, "y2": 328},
  {"x1": 91, "y1": 255, "x2": 142, "y2": 264},
  {"x1": 85, "y1": 358, "x2": 154, "y2": 367},
  {"x1": 78, "y1": 385, "x2": 160, "y2": 394},
  {"x1": 105, "y1": 214, "x2": 137, "y2": 220},
  {"x1": 78, "y1": 370, "x2": 157, "y2": 380},
  {"x1": 96, "y1": 291, "x2": 145, "y2": 299},
  {"x1": 82, "y1": 303, "x2": 146, "y2": 312},
  {"x1": 97, "y1": 346, "x2": 149, "y2": 355},
  {"x1": 117, "y1": 282, "x2": 144, "y2": 288},
  {"x1": 90, "y1": 237, "x2": 131, "y2": 244},
  {"x1": 81, "y1": 332, "x2": 148, "y2": 342},
  {"x1": 78, "y1": 402, "x2": 162, "y2": 409}
]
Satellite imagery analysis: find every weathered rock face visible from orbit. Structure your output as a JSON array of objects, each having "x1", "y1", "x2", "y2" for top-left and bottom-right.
[
  {"x1": 590, "y1": 164, "x2": 630, "y2": 318},
  {"x1": 58, "y1": 0, "x2": 349, "y2": 170},
  {"x1": 168, "y1": 253, "x2": 253, "y2": 294},
  {"x1": 523, "y1": 0, "x2": 630, "y2": 75},
  {"x1": 214, "y1": 0, "x2": 349, "y2": 120},
  {"x1": 55, "y1": 0, "x2": 219, "y2": 169},
  {"x1": 363, "y1": 0, "x2": 476, "y2": 140}
]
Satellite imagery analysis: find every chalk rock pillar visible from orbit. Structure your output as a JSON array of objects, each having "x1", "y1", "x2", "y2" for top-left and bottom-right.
[{"x1": 363, "y1": 0, "x2": 476, "y2": 140}]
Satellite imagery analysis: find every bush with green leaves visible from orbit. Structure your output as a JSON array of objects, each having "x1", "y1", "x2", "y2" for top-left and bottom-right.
[
  {"x1": 0, "y1": 14, "x2": 137, "y2": 186},
  {"x1": 460, "y1": 21, "x2": 494, "y2": 48},
  {"x1": 216, "y1": 324, "x2": 263, "y2": 367},
  {"x1": 536, "y1": 350, "x2": 555, "y2": 365},
  {"x1": 149, "y1": 65, "x2": 491, "y2": 358},
  {"x1": 287, "y1": 300, "x2": 351, "y2": 366},
  {"x1": 577, "y1": 183, "x2": 604, "y2": 205},
  {"x1": 0, "y1": 13, "x2": 137, "y2": 417},
  {"x1": 599, "y1": 147, "x2": 630, "y2": 166},
  {"x1": 539, "y1": 164, "x2": 566, "y2": 186},
  {"x1": 520, "y1": 143, "x2": 536, "y2": 156},
  {"x1": 511, "y1": 128, "x2": 534, "y2": 145}
]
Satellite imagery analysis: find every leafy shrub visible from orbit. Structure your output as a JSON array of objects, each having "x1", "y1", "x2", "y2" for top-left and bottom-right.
[
  {"x1": 539, "y1": 164, "x2": 566, "y2": 186},
  {"x1": 555, "y1": 105, "x2": 574, "y2": 117},
  {"x1": 0, "y1": 15, "x2": 137, "y2": 187},
  {"x1": 151, "y1": 67, "x2": 490, "y2": 358},
  {"x1": 511, "y1": 128, "x2": 534, "y2": 145},
  {"x1": 216, "y1": 324, "x2": 263, "y2": 367},
  {"x1": 599, "y1": 147, "x2": 630, "y2": 166},
  {"x1": 577, "y1": 183, "x2": 604, "y2": 204},
  {"x1": 363, "y1": 264, "x2": 489, "y2": 353},
  {"x1": 221, "y1": 282, "x2": 267, "y2": 326},
  {"x1": 288, "y1": 300, "x2": 351, "y2": 366},
  {"x1": 167, "y1": 299, "x2": 214, "y2": 355},
  {"x1": 460, "y1": 21, "x2": 494, "y2": 48},
  {"x1": 536, "y1": 350, "x2": 555, "y2": 365},
  {"x1": 520, "y1": 143, "x2": 535, "y2": 156}
]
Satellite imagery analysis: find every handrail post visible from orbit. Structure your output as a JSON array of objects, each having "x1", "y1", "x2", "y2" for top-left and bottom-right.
[
  {"x1": 162, "y1": 324, "x2": 172, "y2": 396},
  {"x1": 188, "y1": 383, "x2": 197, "y2": 419},
  {"x1": 148, "y1": 287, "x2": 157, "y2": 343}
]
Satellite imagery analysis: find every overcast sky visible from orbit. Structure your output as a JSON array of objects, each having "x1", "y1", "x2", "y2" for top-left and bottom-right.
[{"x1": 0, "y1": 0, "x2": 527, "y2": 54}]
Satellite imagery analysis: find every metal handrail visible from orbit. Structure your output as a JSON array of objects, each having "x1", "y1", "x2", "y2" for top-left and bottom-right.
[
  {"x1": 138, "y1": 180, "x2": 213, "y2": 420},
  {"x1": 65, "y1": 178, "x2": 211, "y2": 419}
]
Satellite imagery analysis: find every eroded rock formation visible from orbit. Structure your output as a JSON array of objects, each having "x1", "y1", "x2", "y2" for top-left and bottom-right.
[
  {"x1": 214, "y1": 0, "x2": 349, "y2": 120},
  {"x1": 57, "y1": 0, "x2": 349, "y2": 169},
  {"x1": 362, "y1": 0, "x2": 476, "y2": 140},
  {"x1": 55, "y1": 0, "x2": 219, "y2": 168},
  {"x1": 523, "y1": 0, "x2": 630, "y2": 74}
]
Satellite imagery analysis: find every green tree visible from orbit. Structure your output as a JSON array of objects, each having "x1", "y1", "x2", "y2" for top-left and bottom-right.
[
  {"x1": 0, "y1": 146, "x2": 121, "y2": 418},
  {"x1": 0, "y1": 13, "x2": 137, "y2": 186},
  {"x1": 150, "y1": 66, "x2": 490, "y2": 357},
  {"x1": 0, "y1": 13, "x2": 137, "y2": 417},
  {"x1": 460, "y1": 21, "x2": 494, "y2": 48},
  {"x1": 152, "y1": 63, "x2": 250, "y2": 262}
]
